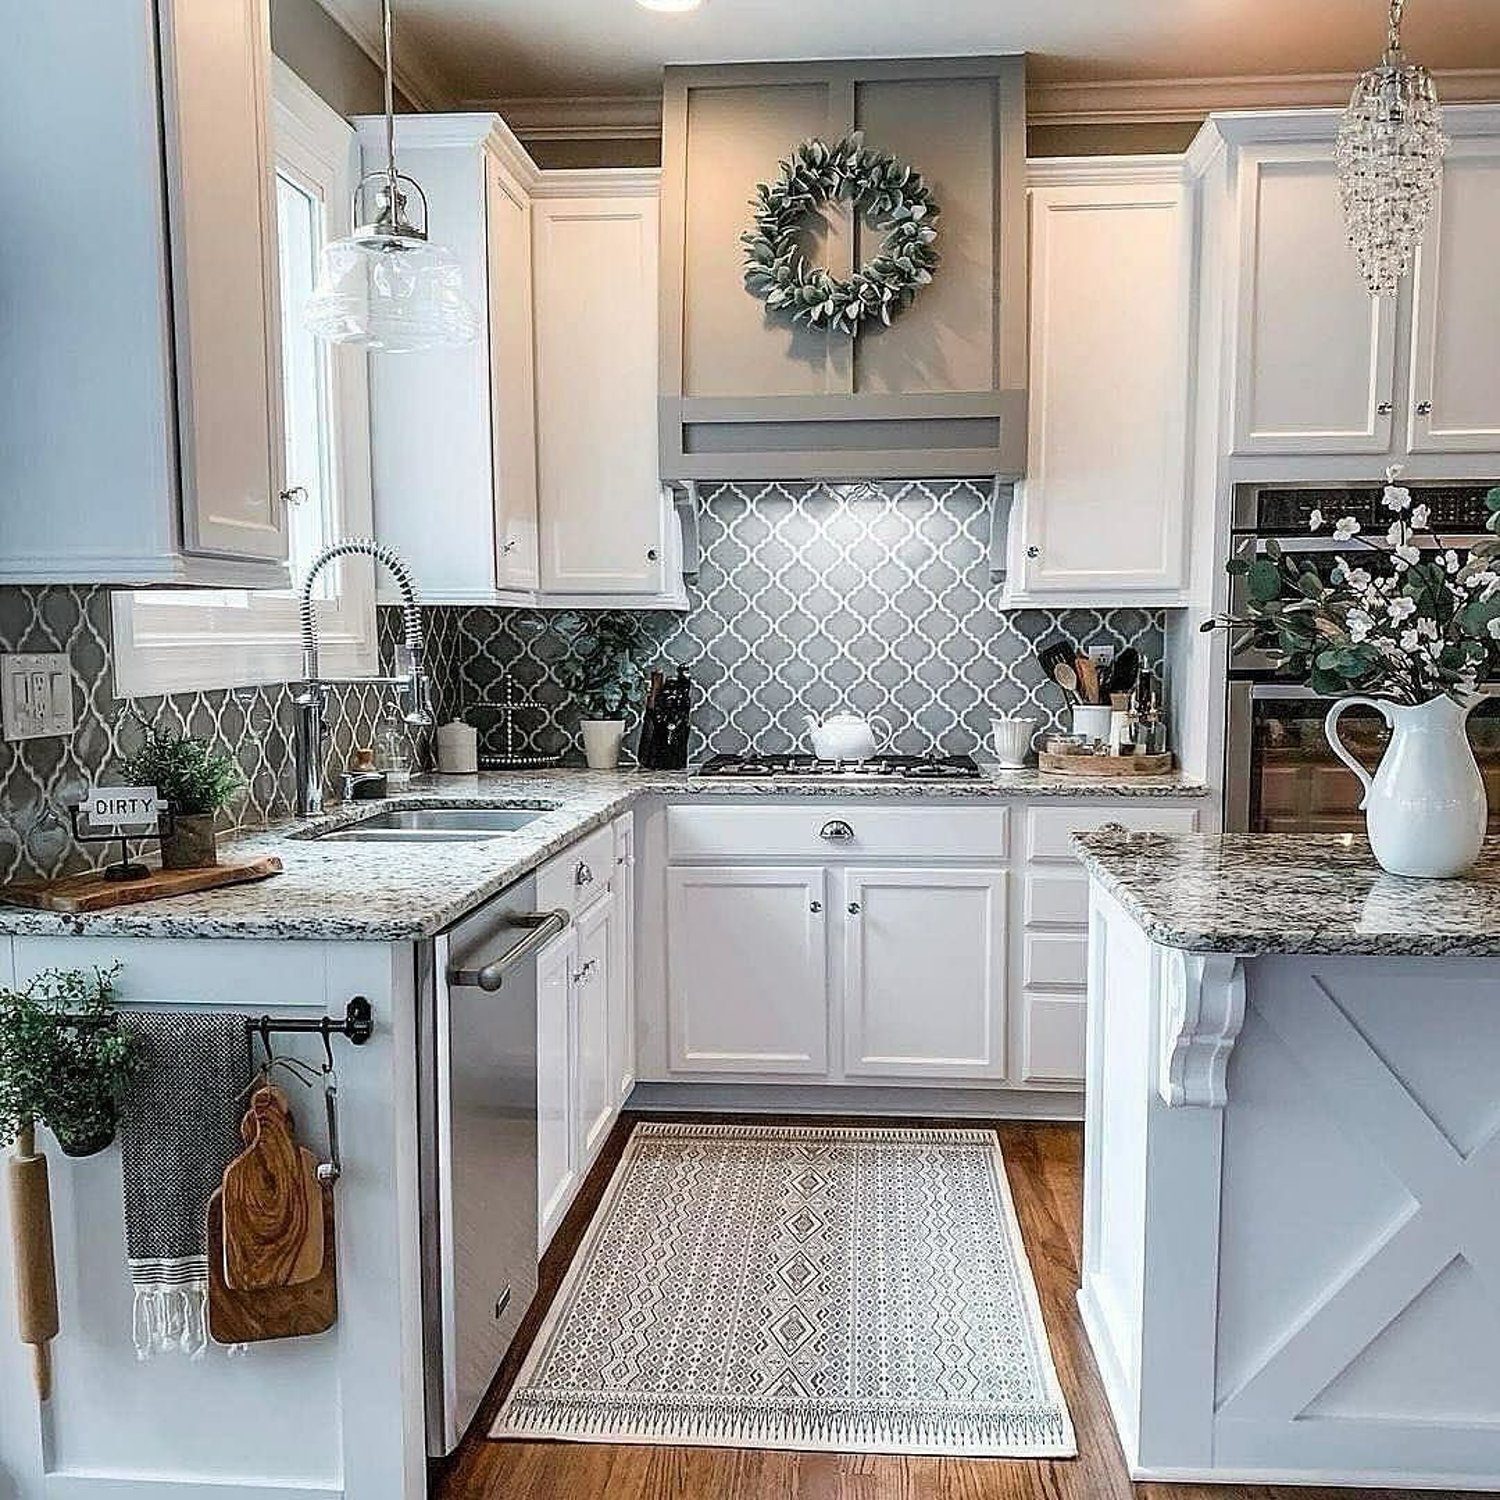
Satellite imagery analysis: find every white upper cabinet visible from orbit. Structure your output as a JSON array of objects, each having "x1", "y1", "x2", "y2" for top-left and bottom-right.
[
  {"x1": 1006, "y1": 160, "x2": 1190, "y2": 605},
  {"x1": 1, "y1": 0, "x2": 288, "y2": 586},
  {"x1": 532, "y1": 184, "x2": 670, "y2": 597},
  {"x1": 1231, "y1": 146, "x2": 1397, "y2": 456},
  {"x1": 1408, "y1": 138, "x2": 1500, "y2": 454},
  {"x1": 1197, "y1": 107, "x2": 1500, "y2": 471},
  {"x1": 363, "y1": 120, "x2": 683, "y2": 609}
]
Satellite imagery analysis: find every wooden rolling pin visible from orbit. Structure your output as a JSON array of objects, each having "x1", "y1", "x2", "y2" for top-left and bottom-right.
[{"x1": 8, "y1": 1122, "x2": 58, "y2": 1400}]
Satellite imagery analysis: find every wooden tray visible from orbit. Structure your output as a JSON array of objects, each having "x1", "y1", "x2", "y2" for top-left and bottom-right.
[
  {"x1": 0, "y1": 855, "x2": 283, "y2": 913},
  {"x1": 1039, "y1": 751, "x2": 1174, "y2": 779}
]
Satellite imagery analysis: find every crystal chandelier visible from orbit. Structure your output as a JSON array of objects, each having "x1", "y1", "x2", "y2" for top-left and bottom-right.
[
  {"x1": 305, "y1": 0, "x2": 478, "y2": 351},
  {"x1": 1334, "y1": 0, "x2": 1448, "y2": 297}
]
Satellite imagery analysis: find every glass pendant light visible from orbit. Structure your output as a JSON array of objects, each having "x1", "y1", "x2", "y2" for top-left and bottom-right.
[
  {"x1": 305, "y1": 0, "x2": 478, "y2": 351},
  {"x1": 1335, "y1": 0, "x2": 1447, "y2": 297}
]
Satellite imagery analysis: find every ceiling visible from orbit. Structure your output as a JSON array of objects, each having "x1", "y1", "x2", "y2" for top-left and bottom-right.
[{"x1": 344, "y1": 0, "x2": 1500, "y2": 108}]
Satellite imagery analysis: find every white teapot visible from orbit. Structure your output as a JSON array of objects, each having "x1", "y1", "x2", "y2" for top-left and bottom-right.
[{"x1": 803, "y1": 711, "x2": 890, "y2": 762}]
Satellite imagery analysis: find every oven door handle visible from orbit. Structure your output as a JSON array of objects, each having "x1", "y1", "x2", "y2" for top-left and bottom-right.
[
  {"x1": 1233, "y1": 533, "x2": 1494, "y2": 555},
  {"x1": 448, "y1": 909, "x2": 570, "y2": 992}
]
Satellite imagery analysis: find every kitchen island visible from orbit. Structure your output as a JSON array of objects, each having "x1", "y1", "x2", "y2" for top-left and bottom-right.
[{"x1": 1073, "y1": 829, "x2": 1500, "y2": 1492}]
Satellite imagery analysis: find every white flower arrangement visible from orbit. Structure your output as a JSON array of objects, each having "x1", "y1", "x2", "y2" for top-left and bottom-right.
[{"x1": 1210, "y1": 472, "x2": 1500, "y2": 705}]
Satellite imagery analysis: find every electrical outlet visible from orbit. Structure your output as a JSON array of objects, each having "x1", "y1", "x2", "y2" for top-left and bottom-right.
[
  {"x1": 1, "y1": 653, "x2": 76, "y2": 742},
  {"x1": 1086, "y1": 644, "x2": 1115, "y2": 666}
]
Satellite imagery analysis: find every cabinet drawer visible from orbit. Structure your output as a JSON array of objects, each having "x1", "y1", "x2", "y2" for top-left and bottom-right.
[
  {"x1": 1024, "y1": 931, "x2": 1088, "y2": 989},
  {"x1": 537, "y1": 824, "x2": 616, "y2": 919},
  {"x1": 1022, "y1": 992, "x2": 1087, "y2": 1084},
  {"x1": 667, "y1": 803, "x2": 1008, "y2": 863},
  {"x1": 1024, "y1": 872, "x2": 1088, "y2": 927},
  {"x1": 1026, "y1": 803, "x2": 1198, "y2": 862}
]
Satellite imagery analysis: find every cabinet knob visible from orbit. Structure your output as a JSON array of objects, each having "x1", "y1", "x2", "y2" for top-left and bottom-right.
[
  {"x1": 847, "y1": 901, "x2": 861, "y2": 915},
  {"x1": 573, "y1": 958, "x2": 598, "y2": 985},
  {"x1": 574, "y1": 860, "x2": 594, "y2": 887},
  {"x1": 279, "y1": 485, "x2": 309, "y2": 507},
  {"x1": 1376, "y1": 401, "x2": 1393, "y2": 416},
  {"x1": 1416, "y1": 400, "x2": 1433, "y2": 416},
  {"x1": 646, "y1": 548, "x2": 659, "y2": 561},
  {"x1": 809, "y1": 900, "x2": 823, "y2": 914},
  {"x1": 1026, "y1": 545, "x2": 1040, "y2": 559},
  {"x1": 819, "y1": 819, "x2": 854, "y2": 842}
]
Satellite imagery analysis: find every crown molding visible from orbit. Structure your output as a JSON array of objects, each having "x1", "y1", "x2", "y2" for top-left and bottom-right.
[
  {"x1": 312, "y1": 0, "x2": 458, "y2": 112},
  {"x1": 469, "y1": 94, "x2": 665, "y2": 141},
  {"x1": 1028, "y1": 68, "x2": 1500, "y2": 125}
]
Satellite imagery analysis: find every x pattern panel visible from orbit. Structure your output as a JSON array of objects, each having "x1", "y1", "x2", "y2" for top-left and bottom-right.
[{"x1": 1218, "y1": 966, "x2": 1500, "y2": 1445}]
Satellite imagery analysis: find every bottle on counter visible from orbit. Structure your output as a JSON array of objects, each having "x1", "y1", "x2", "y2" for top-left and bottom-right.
[{"x1": 376, "y1": 711, "x2": 413, "y2": 789}]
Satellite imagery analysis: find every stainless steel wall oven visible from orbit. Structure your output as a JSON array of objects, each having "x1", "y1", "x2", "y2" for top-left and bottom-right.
[{"x1": 1224, "y1": 480, "x2": 1500, "y2": 835}]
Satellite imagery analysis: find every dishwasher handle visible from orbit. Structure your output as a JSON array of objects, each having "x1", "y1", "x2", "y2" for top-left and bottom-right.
[{"x1": 448, "y1": 909, "x2": 570, "y2": 992}]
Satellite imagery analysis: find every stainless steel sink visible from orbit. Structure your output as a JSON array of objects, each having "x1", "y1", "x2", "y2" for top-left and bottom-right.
[{"x1": 315, "y1": 807, "x2": 552, "y2": 842}]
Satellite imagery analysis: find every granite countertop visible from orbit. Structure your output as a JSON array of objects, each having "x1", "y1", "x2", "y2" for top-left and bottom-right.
[
  {"x1": 0, "y1": 765, "x2": 1207, "y2": 942},
  {"x1": 1073, "y1": 829, "x2": 1500, "y2": 957}
]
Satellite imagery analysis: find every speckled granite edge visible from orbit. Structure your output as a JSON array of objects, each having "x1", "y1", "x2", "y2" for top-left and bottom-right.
[
  {"x1": 1072, "y1": 829, "x2": 1500, "y2": 957},
  {"x1": 0, "y1": 767, "x2": 1207, "y2": 943}
]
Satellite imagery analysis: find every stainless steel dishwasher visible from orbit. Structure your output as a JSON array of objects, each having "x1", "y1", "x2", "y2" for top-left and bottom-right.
[{"x1": 416, "y1": 876, "x2": 569, "y2": 1456}]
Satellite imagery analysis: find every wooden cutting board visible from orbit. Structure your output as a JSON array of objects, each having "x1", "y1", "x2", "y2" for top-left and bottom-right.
[
  {"x1": 221, "y1": 1087, "x2": 324, "y2": 1291},
  {"x1": 207, "y1": 1184, "x2": 337, "y2": 1345},
  {"x1": 0, "y1": 855, "x2": 282, "y2": 913}
]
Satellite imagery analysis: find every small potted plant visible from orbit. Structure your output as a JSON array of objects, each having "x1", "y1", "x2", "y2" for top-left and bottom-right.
[
  {"x1": 120, "y1": 729, "x2": 243, "y2": 869},
  {"x1": 0, "y1": 966, "x2": 141, "y2": 1158},
  {"x1": 562, "y1": 613, "x2": 648, "y2": 770}
]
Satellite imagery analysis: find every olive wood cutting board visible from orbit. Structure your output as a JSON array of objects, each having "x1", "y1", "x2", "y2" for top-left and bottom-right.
[
  {"x1": 207, "y1": 1184, "x2": 337, "y2": 1345},
  {"x1": 221, "y1": 1087, "x2": 324, "y2": 1291},
  {"x1": 0, "y1": 855, "x2": 282, "y2": 913}
]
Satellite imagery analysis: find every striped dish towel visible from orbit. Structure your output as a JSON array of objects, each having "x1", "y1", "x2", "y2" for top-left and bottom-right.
[{"x1": 118, "y1": 1014, "x2": 250, "y2": 1359}]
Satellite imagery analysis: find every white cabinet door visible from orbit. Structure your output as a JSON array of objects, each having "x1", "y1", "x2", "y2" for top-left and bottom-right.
[
  {"x1": 1232, "y1": 148, "x2": 1397, "y2": 456},
  {"x1": 1408, "y1": 142, "x2": 1500, "y2": 454},
  {"x1": 158, "y1": 0, "x2": 287, "y2": 562},
  {"x1": 840, "y1": 867, "x2": 1008, "y2": 1079},
  {"x1": 573, "y1": 894, "x2": 615, "y2": 1165},
  {"x1": 532, "y1": 189, "x2": 664, "y2": 594},
  {"x1": 609, "y1": 815, "x2": 636, "y2": 1106},
  {"x1": 666, "y1": 866, "x2": 828, "y2": 1074},
  {"x1": 486, "y1": 153, "x2": 540, "y2": 589},
  {"x1": 1016, "y1": 172, "x2": 1188, "y2": 599},
  {"x1": 536, "y1": 929, "x2": 576, "y2": 1250}
]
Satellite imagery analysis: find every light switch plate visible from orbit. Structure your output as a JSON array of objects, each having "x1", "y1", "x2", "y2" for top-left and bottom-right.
[{"x1": 2, "y1": 653, "x2": 76, "y2": 741}]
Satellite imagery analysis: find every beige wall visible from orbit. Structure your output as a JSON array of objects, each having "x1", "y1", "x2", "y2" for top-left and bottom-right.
[{"x1": 270, "y1": 0, "x2": 388, "y2": 116}]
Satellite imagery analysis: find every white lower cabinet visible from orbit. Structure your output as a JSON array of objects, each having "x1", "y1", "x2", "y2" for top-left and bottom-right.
[
  {"x1": 651, "y1": 797, "x2": 1203, "y2": 1095},
  {"x1": 573, "y1": 894, "x2": 615, "y2": 1163},
  {"x1": 535, "y1": 927, "x2": 577, "y2": 1250},
  {"x1": 666, "y1": 865, "x2": 828, "y2": 1074},
  {"x1": 841, "y1": 867, "x2": 1008, "y2": 1079},
  {"x1": 535, "y1": 820, "x2": 636, "y2": 1251}
]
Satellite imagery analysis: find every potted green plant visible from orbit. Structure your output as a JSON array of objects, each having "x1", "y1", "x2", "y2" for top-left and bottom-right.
[
  {"x1": 120, "y1": 729, "x2": 243, "y2": 869},
  {"x1": 562, "y1": 613, "x2": 649, "y2": 770},
  {"x1": 0, "y1": 966, "x2": 141, "y2": 1158}
]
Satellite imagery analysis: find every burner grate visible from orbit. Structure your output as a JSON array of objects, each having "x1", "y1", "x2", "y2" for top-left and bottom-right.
[{"x1": 697, "y1": 752, "x2": 982, "y2": 781}]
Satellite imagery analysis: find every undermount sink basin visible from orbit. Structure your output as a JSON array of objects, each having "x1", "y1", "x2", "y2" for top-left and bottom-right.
[{"x1": 315, "y1": 806, "x2": 552, "y2": 842}]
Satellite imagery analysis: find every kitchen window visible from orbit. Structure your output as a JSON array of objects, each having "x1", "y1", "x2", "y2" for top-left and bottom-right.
[{"x1": 111, "y1": 59, "x2": 375, "y2": 696}]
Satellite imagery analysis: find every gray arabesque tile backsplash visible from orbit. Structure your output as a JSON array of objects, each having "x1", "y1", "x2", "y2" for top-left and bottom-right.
[{"x1": 0, "y1": 480, "x2": 1162, "y2": 883}]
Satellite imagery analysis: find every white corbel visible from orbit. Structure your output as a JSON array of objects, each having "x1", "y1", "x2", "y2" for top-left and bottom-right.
[{"x1": 1159, "y1": 950, "x2": 1249, "y2": 1108}]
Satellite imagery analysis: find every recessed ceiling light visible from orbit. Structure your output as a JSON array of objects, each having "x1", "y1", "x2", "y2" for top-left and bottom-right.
[{"x1": 636, "y1": 0, "x2": 702, "y2": 11}]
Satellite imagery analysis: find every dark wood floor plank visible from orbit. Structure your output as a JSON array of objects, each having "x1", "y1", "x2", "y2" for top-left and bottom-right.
[{"x1": 437, "y1": 1114, "x2": 1461, "y2": 1500}]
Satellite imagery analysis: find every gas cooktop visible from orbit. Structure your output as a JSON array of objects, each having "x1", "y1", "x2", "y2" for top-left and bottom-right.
[{"x1": 697, "y1": 752, "x2": 983, "y2": 781}]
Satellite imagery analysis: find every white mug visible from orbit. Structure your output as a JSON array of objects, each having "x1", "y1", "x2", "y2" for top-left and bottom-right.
[{"x1": 990, "y1": 716, "x2": 1040, "y2": 769}]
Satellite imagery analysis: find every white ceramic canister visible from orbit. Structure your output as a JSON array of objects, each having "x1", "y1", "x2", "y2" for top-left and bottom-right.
[{"x1": 435, "y1": 720, "x2": 479, "y2": 774}]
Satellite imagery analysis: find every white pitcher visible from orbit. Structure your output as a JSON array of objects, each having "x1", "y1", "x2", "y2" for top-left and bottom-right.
[{"x1": 1324, "y1": 694, "x2": 1487, "y2": 878}]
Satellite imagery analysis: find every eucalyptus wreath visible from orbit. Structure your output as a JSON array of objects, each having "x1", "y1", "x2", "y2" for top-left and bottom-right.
[{"x1": 741, "y1": 133, "x2": 939, "y2": 336}]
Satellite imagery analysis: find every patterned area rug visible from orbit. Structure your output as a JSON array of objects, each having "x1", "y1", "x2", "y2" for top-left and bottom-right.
[{"x1": 493, "y1": 1122, "x2": 1075, "y2": 1456}]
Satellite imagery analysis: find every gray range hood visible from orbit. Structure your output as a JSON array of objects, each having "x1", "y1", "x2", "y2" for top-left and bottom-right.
[{"x1": 658, "y1": 56, "x2": 1028, "y2": 484}]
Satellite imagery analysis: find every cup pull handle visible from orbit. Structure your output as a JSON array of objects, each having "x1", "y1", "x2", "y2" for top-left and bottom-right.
[{"x1": 1323, "y1": 697, "x2": 1388, "y2": 810}]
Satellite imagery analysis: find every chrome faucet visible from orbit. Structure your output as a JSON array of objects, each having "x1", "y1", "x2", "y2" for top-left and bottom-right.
[{"x1": 294, "y1": 538, "x2": 434, "y2": 816}]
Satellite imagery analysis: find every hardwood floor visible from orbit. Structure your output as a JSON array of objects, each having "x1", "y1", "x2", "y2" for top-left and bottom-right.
[{"x1": 437, "y1": 1115, "x2": 1472, "y2": 1500}]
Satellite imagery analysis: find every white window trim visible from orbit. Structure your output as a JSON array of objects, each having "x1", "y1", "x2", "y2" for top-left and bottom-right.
[{"x1": 112, "y1": 58, "x2": 376, "y2": 698}]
